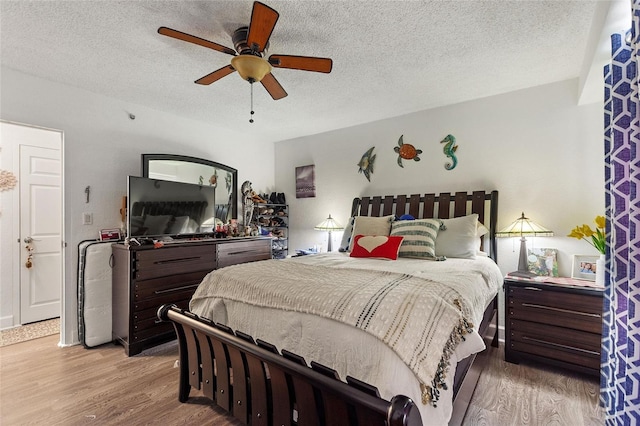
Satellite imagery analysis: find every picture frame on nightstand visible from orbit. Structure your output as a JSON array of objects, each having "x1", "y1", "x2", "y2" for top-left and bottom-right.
[
  {"x1": 527, "y1": 247, "x2": 559, "y2": 277},
  {"x1": 571, "y1": 254, "x2": 599, "y2": 281}
]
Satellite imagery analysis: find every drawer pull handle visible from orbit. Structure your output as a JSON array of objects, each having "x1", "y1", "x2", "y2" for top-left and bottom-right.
[
  {"x1": 154, "y1": 283, "x2": 200, "y2": 295},
  {"x1": 222, "y1": 250, "x2": 252, "y2": 256},
  {"x1": 521, "y1": 303, "x2": 601, "y2": 318},
  {"x1": 521, "y1": 336, "x2": 600, "y2": 356},
  {"x1": 154, "y1": 257, "x2": 202, "y2": 265},
  {"x1": 523, "y1": 287, "x2": 542, "y2": 291}
]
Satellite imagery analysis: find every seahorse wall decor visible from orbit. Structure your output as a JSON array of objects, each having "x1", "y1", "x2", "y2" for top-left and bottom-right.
[{"x1": 440, "y1": 134, "x2": 458, "y2": 170}]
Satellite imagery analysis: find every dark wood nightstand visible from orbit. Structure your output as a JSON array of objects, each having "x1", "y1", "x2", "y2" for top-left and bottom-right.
[{"x1": 504, "y1": 276, "x2": 604, "y2": 376}]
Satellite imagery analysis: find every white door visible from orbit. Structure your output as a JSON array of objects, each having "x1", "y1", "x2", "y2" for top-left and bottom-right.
[
  {"x1": 19, "y1": 144, "x2": 62, "y2": 323},
  {"x1": 1, "y1": 121, "x2": 63, "y2": 326}
]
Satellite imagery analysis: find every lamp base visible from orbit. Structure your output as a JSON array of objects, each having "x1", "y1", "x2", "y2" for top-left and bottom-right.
[{"x1": 507, "y1": 270, "x2": 539, "y2": 278}]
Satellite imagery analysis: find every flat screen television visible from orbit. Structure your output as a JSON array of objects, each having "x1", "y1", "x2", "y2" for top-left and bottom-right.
[{"x1": 127, "y1": 176, "x2": 218, "y2": 239}]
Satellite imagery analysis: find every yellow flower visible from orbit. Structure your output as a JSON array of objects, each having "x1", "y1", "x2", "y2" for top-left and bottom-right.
[
  {"x1": 580, "y1": 225, "x2": 595, "y2": 237},
  {"x1": 568, "y1": 228, "x2": 584, "y2": 239},
  {"x1": 568, "y1": 216, "x2": 606, "y2": 255}
]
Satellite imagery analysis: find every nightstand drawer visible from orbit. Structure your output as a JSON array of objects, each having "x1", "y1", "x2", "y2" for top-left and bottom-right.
[
  {"x1": 508, "y1": 287, "x2": 602, "y2": 333},
  {"x1": 509, "y1": 318, "x2": 601, "y2": 369}
]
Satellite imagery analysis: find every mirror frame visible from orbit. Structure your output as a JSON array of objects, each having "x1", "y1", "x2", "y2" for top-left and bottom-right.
[{"x1": 141, "y1": 154, "x2": 238, "y2": 220}]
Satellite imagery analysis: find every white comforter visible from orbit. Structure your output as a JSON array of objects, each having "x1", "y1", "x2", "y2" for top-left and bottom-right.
[{"x1": 190, "y1": 253, "x2": 502, "y2": 425}]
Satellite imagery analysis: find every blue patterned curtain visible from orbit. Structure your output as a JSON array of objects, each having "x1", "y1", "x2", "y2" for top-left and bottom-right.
[{"x1": 600, "y1": 0, "x2": 640, "y2": 423}]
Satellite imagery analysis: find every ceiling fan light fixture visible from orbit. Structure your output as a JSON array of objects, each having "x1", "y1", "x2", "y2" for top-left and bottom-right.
[{"x1": 231, "y1": 55, "x2": 272, "y2": 83}]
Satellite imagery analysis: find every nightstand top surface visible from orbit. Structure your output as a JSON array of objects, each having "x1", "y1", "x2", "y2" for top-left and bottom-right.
[{"x1": 504, "y1": 274, "x2": 604, "y2": 292}]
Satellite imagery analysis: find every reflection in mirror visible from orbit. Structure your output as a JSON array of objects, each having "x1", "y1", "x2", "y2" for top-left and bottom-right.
[{"x1": 141, "y1": 154, "x2": 237, "y2": 222}]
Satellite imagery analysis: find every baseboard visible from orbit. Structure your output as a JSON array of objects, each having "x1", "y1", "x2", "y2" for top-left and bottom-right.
[{"x1": 0, "y1": 315, "x2": 16, "y2": 331}]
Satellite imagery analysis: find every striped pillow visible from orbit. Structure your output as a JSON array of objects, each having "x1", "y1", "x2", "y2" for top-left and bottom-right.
[{"x1": 390, "y1": 218, "x2": 441, "y2": 258}]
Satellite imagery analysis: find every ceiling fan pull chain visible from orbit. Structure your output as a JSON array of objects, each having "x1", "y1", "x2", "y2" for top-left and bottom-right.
[{"x1": 249, "y1": 81, "x2": 255, "y2": 123}]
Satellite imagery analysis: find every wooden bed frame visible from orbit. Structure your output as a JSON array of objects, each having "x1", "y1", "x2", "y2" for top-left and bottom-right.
[{"x1": 158, "y1": 190, "x2": 499, "y2": 426}]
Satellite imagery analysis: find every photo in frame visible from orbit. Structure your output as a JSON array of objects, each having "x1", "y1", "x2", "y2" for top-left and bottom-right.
[
  {"x1": 571, "y1": 254, "x2": 599, "y2": 281},
  {"x1": 527, "y1": 247, "x2": 559, "y2": 277},
  {"x1": 295, "y1": 165, "x2": 316, "y2": 198}
]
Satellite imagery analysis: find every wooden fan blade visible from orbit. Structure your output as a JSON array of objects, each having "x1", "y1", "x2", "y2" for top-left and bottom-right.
[
  {"x1": 268, "y1": 55, "x2": 333, "y2": 73},
  {"x1": 158, "y1": 27, "x2": 236, "y2": 56},
  {"x1": 261, "y1": 73, "x2": 288, "y2": 100},
  {"x1": 195, "y1": 65, "x2": 236, "y2": 85},
  {"x1": 246, "y1": 2, "x2": 279, "y2": 53}
]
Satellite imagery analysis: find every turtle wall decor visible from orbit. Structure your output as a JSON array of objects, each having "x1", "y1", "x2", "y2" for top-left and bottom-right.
[{"x1": 394, "y1": 135, "x2": 422, "y2": 168}]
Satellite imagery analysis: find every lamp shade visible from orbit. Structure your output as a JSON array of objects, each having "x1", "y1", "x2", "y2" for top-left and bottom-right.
[
  {"x1": 314, "y1": 214, "x2": 344, "y2": 231},
  {"x1": 496, "y1": 212, "x2": 553, "y2": 238}
]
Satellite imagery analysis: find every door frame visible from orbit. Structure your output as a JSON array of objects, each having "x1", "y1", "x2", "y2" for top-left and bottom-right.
[{"x1": 1, "y1": 120, "x2": 65, "y2": 344}]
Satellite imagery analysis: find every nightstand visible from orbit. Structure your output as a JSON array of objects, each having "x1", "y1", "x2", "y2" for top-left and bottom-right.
[{"x1": 504, "y1": 276, "x2": 604, "y2": 376}]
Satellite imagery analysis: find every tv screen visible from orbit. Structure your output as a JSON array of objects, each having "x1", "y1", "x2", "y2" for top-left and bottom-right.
[{"x1": 127, "y1": 176, "x2": 217, "y2": 238}]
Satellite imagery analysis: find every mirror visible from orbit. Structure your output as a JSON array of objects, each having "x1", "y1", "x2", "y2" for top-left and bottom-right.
[{"x1": 141, "y1": 154, "x2": 237, "y2": 222}]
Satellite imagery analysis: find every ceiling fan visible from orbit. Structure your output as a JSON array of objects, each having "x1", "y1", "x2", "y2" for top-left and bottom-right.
[{"x1": 158, "y1": 1, "x2": 333, "y2": 103}]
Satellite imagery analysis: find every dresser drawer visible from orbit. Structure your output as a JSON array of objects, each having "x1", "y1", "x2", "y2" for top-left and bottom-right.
[
  {"x1": 218, "y1": 239, "x2": 271, "y2": 268},
  {"x1": 507, "y1": 287, "x2": 602, "y2": 333},
  {"x1": 134, "y1": 270, "x2": 209, "y2": 301},
  {"x1": 132, "y1": 299, "x2": 191, "y2": 340},
  {"x1": 135, "y1": 245, "x2": 216, "y2": 280}
]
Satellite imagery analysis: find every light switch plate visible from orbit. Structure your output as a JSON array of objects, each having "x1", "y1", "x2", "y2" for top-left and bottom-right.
[{"x1": 83, "y1": 212, "x2": 93, "y2": 225}]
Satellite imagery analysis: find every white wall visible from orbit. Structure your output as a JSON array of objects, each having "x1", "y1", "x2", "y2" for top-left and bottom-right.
[
  {"x1": 274, "y1": 79, "x2": 604, "y2": 336},
  {"x1": 0, "y1": 67, "x2": 275, "y2": 343}
]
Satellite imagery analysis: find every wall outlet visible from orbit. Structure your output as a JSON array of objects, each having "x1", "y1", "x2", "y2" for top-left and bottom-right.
[{"x1": 82, "y1": 212, "x2": 93, "y2": 225}]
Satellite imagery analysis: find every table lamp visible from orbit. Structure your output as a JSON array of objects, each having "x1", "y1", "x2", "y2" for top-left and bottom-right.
[
  {"x1": 314, "y1": 214, "x2": 344, "y2": 252},
  {"x1": 497, "y1": 212, "x2": 553, "y2": 277}
]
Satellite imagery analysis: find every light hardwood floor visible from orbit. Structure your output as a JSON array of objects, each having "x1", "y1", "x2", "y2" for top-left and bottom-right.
[{"x1": 0, "y1": 335, "x2": 603, "y2": 425}]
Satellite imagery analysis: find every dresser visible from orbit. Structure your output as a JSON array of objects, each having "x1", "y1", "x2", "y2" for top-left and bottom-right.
[
  {"x1": 112, "y1": 238, "x2": 271, "y2": 356},
  {"x1": 504, "y1": 277, "x2": 604, "y2": 376}
]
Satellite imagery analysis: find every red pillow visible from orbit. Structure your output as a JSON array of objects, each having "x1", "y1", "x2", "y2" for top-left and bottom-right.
[{"x1": 349, "y1": 235, "x2": 404, "y2": 260}]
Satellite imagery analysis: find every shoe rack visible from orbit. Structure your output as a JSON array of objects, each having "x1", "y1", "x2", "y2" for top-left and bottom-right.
[{"x1": 252, "y1": 192, "x2": 288, "y2": 259}]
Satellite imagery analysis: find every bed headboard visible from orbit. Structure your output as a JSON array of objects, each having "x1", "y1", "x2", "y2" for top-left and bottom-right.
[{"x1": 350, "y1": 190, "x2": 499, "y2": 262}]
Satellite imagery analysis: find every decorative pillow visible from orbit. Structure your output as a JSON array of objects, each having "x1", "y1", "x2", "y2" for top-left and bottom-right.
[
  {"x1": 347, "y1": 215, "x2": 395, "y2": 251},
  {"x1": 338, "y1": 217, "x2": 355, "y2": 252},
  {"x1": 142, "y1": 214, "x2": 173, "y2": 235},
  {"x1": 435, "y1": 214, "x2": 480, "y2": 259},
  {"x1": 397, "y1": 214, "x2": 415, "y2": 221},
  {"x1": 168, "y1": 216, "x2": 190, "y2": 234},
  {"x1": 390, "y1": 218, "x2": 441, "y2": 258},
  {"x1": 350, "y1": 235, "x2": 404, "y2": 260}
]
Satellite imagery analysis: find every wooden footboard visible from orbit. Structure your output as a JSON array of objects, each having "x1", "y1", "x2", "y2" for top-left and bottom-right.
[{"x1": 157, "y1": 304, "x2": 423, "y2": 426}]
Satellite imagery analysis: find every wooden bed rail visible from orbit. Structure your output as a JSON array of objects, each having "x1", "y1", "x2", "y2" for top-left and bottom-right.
[{"x1": 158, "y1": 304, "x2": 423, "y2": 426}]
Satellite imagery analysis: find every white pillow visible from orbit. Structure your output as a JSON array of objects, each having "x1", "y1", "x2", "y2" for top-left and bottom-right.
[
  {"x1": 347, "y1": 215, "x2": 394, "y2": 252},
  {"x1": 436, "y1": 214, "x2": 480, "y2": 259},
  {"x1": 390, "y1": 218, "x2": 441, "y2": 258},
  {"x1": 143, "y1": 215, "x2": 172, "y2": 235},
  {"x1": 168, "y1": 216, "x2": 190, "y2": 234}
]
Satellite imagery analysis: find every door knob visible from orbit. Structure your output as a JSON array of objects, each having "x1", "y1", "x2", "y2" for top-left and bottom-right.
[{"x1": 24, "y1": 237, "x2": 33, "y2": 243}]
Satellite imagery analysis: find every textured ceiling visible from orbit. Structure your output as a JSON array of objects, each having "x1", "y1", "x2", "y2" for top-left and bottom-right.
[{"x1": 1, "y1": 1, "x2": 602, "y2": 143}]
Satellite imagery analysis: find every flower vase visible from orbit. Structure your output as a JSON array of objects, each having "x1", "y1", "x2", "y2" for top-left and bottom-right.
[{"x1": 596, "y1": 254, "x2": 605, "y2": 287}]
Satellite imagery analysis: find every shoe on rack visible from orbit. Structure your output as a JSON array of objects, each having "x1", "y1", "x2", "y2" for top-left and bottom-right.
[
  {"x1": 269, "y1": 192, "x2": 278, "y2": 204},
  {"x1": 277, "y1": 193, "x2": 286, "y2": 205}
]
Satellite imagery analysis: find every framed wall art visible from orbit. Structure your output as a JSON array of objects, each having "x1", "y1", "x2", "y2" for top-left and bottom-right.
[{"x1": 295, "y1": 165, "x2": 316, "y2": 198}]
